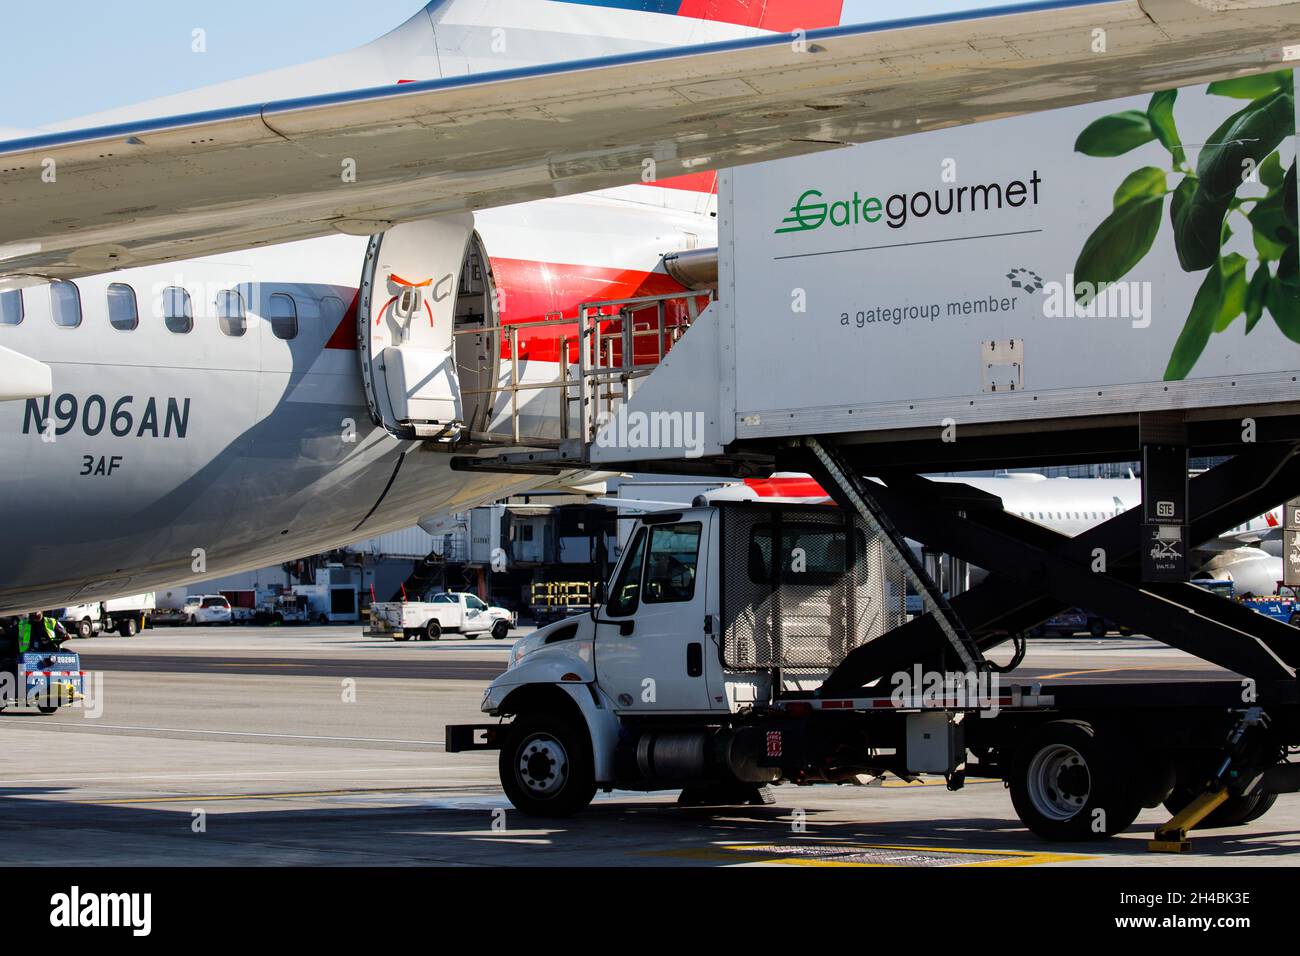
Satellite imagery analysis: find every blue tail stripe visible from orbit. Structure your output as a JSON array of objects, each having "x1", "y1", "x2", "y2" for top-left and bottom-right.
[{"x1": 549, "y1": 0, "x2": 684, "y2": 12}]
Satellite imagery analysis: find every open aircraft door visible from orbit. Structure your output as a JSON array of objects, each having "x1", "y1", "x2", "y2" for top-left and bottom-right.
[{"x1": 359, "y1": 215, "x2": 475, "y2": 440}]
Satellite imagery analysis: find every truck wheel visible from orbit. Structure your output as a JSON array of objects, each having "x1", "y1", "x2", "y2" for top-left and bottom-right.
[
  {"x1": 1009, "y1": 719, "x2": 1141, "y2": 841},
  {"x1": 76, "y1": 618, "x2": 93, "y2": 639},
  {"x1": 500, "y1": 712, "x2": 596, "y2": 817},
  {"x1": 492, "y1": 621, "x2": 510, "y2": 640},
  {"x1": 118, "y1": 617, "x2": 138, "y2": 637},
  {"x1": 1289, "y1": 613, "x2": 1298, "y2": 628},
  {"x1": 1088, "y1": 620, "x2": 1108, "y2": 639},
  {"x1": 424, "y1": 620, "x2": 442, "y2": 641},
  {"x1": 1162, "y1": 786, "x2": 1278, "y2": 828},
  {"x1": 37, "y1": 705, "x2": 59, "y2": 715}
]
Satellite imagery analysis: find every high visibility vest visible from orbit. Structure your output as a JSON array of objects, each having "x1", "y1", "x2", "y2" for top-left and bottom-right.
[{"x1": 16, "y1": 618, "x2": 54, "y2": 653}]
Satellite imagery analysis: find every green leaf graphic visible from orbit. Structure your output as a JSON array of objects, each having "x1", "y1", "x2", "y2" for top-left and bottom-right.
[
  {"x1": 1075, "y1": 196, "x2": 1165, "y2": 300},
  {"x1": 1174, "y1": 91, "x2": 1295, "y2": 272},
  {"x1": 1075, "y1": 110, "x2": 1156, "y2": 157},
  {"x1": 1165, "y1": 264, "x2": 1225, "y2": 381},
  {"x1": 1207, "y1": 74, "x2": 1286, "y2": 100},
  {"x1": 1260, "y1": 152, "x2": 1285, "y2": 189},
  {"x1": 1114, "y1": 166, "x2": 1167, "y2": 208},
  {"x1": 1245, "y1": 263, "x2": 1270, "y2": 333},
  {"x1": 1269, "y1": 243, "x2": 1300, "y2": 343},
  {"x1": 1214, "y1": 253, "x2": 1248, "y2": 332},
  {"x1": 1147, "y1": 90, "x2": 1186, "y2": 167}
]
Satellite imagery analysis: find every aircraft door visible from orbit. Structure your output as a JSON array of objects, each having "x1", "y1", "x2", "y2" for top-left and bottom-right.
[{"x1": 359, "y1": 215, "x2": 474, "y2": 440}]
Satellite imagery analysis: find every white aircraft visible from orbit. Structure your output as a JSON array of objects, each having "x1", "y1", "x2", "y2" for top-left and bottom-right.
[
  {"x1": 1, "y1": 0, "x2": 1297, "y2": 614},
  {"x1": 719, "y1": 474, "x2": 1289, "y2": 596}
]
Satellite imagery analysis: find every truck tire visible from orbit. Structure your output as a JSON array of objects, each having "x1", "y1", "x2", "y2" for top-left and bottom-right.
[
  {"x1": 424, "y1": 620, "x2": 442, "y2": 641},
  {"x1": 492, "y1": 621, "x2": 510, "y2": 640},
  {"x1": 499, "y1": 712, "x2": 596, "y2": 817},
  {"x1": 1088, "y1": 620, "x2": 1108, "y2": 639},
  {"x1": 1009, "y1": 719, "x2": 1142, "y2": 841},
  {"x1": 118, "y1": 617, "x2": 138, "y2": 637},
  {"x1": 1289, "y1": 613, "x2": 1298, "y2": 628},
  {"x1": 1162, "y1": 786, "x2": 1278, "y2": 828},
  {"x1": 75, "y1": 618, "x2": 93, "y2": 639}
]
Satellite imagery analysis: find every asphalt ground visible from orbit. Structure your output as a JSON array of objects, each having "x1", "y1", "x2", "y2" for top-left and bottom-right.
[{"x1": 0, "y1": 626, "x2": 1293, "y2": 867}]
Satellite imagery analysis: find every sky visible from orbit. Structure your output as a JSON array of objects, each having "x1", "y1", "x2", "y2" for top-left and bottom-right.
[{"x1": 0, "y1": 1, "x2": 1006, "y2": 130}]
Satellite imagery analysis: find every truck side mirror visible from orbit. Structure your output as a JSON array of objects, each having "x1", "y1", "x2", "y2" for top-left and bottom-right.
[{"x1": 591, "y1": 581, "x2": 606, "y2": 606}]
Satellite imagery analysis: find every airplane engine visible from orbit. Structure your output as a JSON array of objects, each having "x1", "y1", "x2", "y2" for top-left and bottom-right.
[{"x1": 1199, "y1": 547, "x2": 1284, "y2": 598}]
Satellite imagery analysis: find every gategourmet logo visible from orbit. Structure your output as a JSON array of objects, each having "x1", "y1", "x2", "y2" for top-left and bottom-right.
[{"x1": 775, "y1": 172, "x2": 1043, "y2": 234}]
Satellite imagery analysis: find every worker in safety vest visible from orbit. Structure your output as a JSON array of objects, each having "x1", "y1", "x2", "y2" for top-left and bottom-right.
[{"x1": 17, "y1": 611, "x2": 66, "y2": 654}]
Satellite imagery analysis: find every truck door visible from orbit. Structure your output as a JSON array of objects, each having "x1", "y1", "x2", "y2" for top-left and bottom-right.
[{"x1": 595, "y1": 517, "x2": 715, "y2": 713}]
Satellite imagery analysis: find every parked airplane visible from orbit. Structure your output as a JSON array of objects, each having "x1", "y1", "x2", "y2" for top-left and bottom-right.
[
  {"x1": 1, "y1": 0, "x2": 1296, "y2": 613},
  {"x1": 725, "y1": 474, "x2": 1289, "y2": 597}
]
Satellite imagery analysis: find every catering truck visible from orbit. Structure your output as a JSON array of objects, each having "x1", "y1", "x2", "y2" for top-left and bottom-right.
[
  {"x1": 447, "y1": 72, "x2": 1300, "y2": 850},
  {"x1": 448, "y1": 499, "x2": 1300, "y2": 846}
]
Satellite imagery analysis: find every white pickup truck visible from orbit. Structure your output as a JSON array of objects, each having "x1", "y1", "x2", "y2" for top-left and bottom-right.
[{"x1": 369, "y1": 591, "x2": 516, "y2": 641}]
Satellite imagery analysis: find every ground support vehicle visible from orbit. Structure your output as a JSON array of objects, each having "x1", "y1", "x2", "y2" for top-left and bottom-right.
[
  {"x1": 449, "y1": 444, "x2": 1300, "y2": 848},
  {"x1": 1242, "y1": 587, "x2": 1299, "y2": 627},
  {"x1": 530, "y1": 581, "x2": 593, "y2": 627},
  {"x1": 369, "y1": 592, "x2": 510, "y2": 641},
  {"x1": 254, "y1": 593, "x2": 311, "y2": 626},
  {"x1": 55, "y1": 603, "x2": 102, "y2": 639},
  {"x1": 1, "y1": 649, "x2": 85, "y2": 715}
]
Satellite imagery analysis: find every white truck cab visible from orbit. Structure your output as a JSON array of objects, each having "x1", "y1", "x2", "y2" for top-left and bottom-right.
[
  {"x1": 447, "y1": 495, "x2": 1300, "y2": 843},
  {"x1": 448, "y1": 501, "x2": 892, "y2": 816}
]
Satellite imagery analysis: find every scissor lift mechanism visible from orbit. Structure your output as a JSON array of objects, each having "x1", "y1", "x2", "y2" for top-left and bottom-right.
[{"x1": 451, "y1": 289, "x2": 1300, "y2": 849}]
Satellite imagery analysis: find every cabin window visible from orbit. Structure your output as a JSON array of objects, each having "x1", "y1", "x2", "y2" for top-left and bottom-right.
[
  {"x1": 107, "y1": 283, "x2": 138, "y2": 331},
  {"x1": 51, "y1": 281, "x2": 82, "y2": 328},
  {"x1": 268, "y1": 293, "x2": 297, "y2": 340},
  {"x1": 163, "y1": 286, "x2": 193, "y2": 334},
  {"x1": 643, "y1": 522, "x2": 701, "y2": 604},
  {"x1": 607, "y1": 528, "x2": 646, "y2": 618},
  {"x1": 0, "y1": 290, "x2": 21, "y2": 326},
  {"x1": 320, "y1": 294, "x2": 344, "y2": 329},
  {"x1": 217, "y1": 290, "x2": 246, "y2": 337}
]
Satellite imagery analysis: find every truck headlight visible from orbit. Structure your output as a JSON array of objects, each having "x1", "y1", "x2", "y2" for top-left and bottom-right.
[{"x1": 510, "y1": 638, "x2": 533, "y2": 670}]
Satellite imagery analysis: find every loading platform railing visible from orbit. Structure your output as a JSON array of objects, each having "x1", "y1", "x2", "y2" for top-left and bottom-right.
[{"x1": 453, "y1": 289, "x2": 712, "y2": 449}]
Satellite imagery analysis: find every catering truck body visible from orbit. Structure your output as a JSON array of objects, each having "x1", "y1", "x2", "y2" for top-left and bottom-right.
[{"x1": 447, "y1": 72, "x2": 1300, "y2": 847}]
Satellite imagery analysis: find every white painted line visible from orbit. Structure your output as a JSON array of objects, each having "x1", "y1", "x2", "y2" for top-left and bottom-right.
[
  {"x1": 15, "y1": 722, "x2": 444, "y2": 745},
  {"x1": 0, "y1": 766, "x2": 496, "y2": 784}
]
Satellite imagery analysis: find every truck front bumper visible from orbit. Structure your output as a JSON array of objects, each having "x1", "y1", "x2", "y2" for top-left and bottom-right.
[{"x1": 445, "y1": 724, "x2": 505, "y2": 752}]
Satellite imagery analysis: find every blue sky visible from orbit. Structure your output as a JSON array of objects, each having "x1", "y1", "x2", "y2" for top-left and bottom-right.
[{"x1": 1, "y1": 0, "x2": 1004, "y2": 129}]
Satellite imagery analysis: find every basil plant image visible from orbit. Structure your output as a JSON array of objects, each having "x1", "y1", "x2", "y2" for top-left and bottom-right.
[{"x1": 1074, "y1": 70, "x2": 1298, "y2": 380}]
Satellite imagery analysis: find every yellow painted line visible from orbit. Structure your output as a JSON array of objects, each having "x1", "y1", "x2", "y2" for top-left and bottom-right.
[
  {"x1": 1035, "y1": 666, "x2": 1132, "y2": 679},
  {"x1": 881, "y1": 776, "x2": 998, "y2": 788},
  {"x1": 650, "y1": 843, "x2": 1091, "y2": 867}
]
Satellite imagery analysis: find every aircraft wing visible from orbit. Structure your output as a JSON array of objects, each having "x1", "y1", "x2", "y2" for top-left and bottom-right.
[
  {"x1": 3, "y1": 0, "x2": 1299, "y2": 281},
  {"x1": 1197, "y1": 528, "x2": 1284, "y2": 551},
  {"x1": 0, "y1": 344, "x2": 51, "y2": 401}
]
